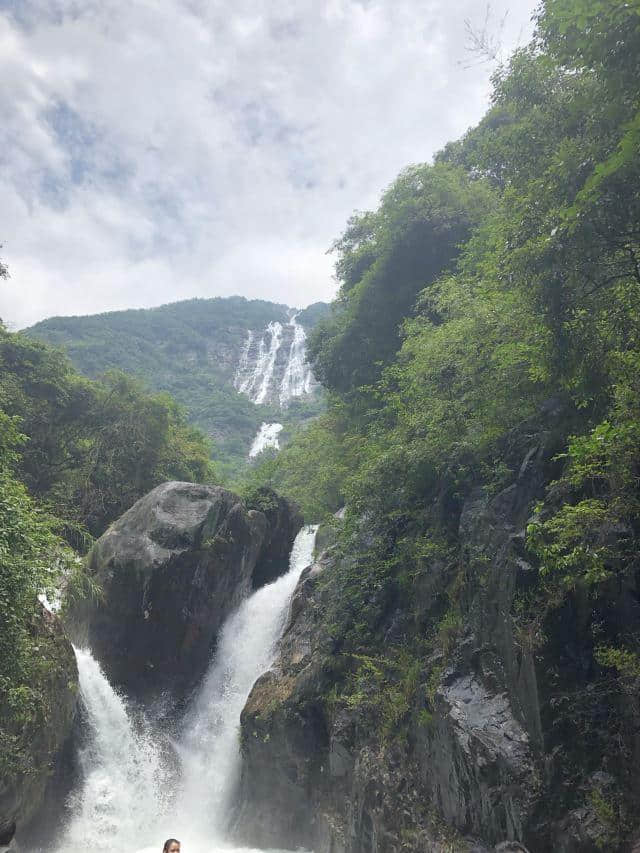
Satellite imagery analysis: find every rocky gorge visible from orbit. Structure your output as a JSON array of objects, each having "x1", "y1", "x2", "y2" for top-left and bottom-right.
[
  {"x1": 66, "y1": 481, "x2": 302, "y2": 700},
  {"x1": 235, "y1": 402, "x2": 640, "y2": 853},
  {"x1": 3, "y1": 3, "x2": 640, "y2": 849},
  {"x1": 2, "y1": 481, "x2": 303, "y2": 849},
  {"x1": 3, "y1": 409, "x2": 640, "y2": 852}
]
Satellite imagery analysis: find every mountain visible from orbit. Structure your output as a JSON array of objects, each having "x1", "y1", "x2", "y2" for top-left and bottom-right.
[{"x1": 26, "y1": 296, "x2": 329, "y2": 476}]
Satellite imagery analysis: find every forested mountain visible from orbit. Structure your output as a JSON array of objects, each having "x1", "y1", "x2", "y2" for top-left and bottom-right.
[{"x1": 27, "y1": 297, "x2": 328, "y2": 476}]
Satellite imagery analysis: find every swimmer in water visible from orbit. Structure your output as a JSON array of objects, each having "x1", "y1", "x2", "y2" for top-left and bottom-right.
[{"x1": 163, "y1": 840, "x2": 180, "y2": 853}]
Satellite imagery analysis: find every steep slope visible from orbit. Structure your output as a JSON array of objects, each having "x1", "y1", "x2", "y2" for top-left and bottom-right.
[
  {"x1": 238, "y1": 402, "x2": 632, "y2": 852},
  {"x1": 235, "y1": 2, "x2": 640, "y2": 849},
  {"x1": 27, "y1": 297, "x2": 328, "y2": 475}
]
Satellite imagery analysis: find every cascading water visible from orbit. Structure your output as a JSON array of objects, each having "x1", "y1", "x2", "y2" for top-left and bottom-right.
[
  {"x1": 41, "y1": 526, "x2": 318, "y2": 853},
  {"x1": 249, "y1": 422, "x2": 283, "y2": 458},
  {"x1": 237, "y1": 314, "x2": 317, "y2": 459},
  {"x1": 279, "y1": 314, "x2": 314, "y2": 407},
  {"x1": 51, "y1": 650, "x2": 169, "y2": 852},
  {"x1": 235, "y1": 314, "x2": 315, "y2": 413},
  {"x1": 235, "y1": 322, "x2": 283, "y2": 405},
  {"x1": 174, "y1": 526, "x2": 318, "y2": 845},
  {"x1": 234, "y1": 330, "x2": 254, "y2": 392}
]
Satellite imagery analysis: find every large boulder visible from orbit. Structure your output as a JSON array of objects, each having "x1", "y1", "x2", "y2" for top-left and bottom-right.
[
  {"x1": 68, "y1": 481, "x2": 301, "y2": 698},
  {"x1": 0, "y1": 605, "x2": 77, "y2": 848}
]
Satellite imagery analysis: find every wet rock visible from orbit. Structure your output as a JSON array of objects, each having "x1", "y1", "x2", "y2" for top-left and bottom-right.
[
  {"x1": 236, "y1": 400, "x2": 640, "y2": 851},
  {"x1": 248, "y1": 487, "x2": 303, "y2": 588},
  {"x1": 416, "y1": 675, "x2": 537, "y2": 842},
  {"x1": 0, "y1": 606, "x2": 77, "y2": 846},
  {"x1": 67, "y1": 481, "x2": 271, "y2": 698},
  {"x1": 236, "y1": 551, "x2": 485, "y2": 853},
  {"x1": 235, "y1": 555, "x2": 332, "y2": 851}
]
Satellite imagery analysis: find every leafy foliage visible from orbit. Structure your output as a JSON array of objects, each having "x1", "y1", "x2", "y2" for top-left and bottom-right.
[
  {"x1": 0, "y1": 324, "x2": 214, "y2": 540},
  {"x1": 0, "y1": 412, "x2": 74, "y2": 778},
  {"x1": 245, "y1": 2, "x2": 640, "y2": 838},
  {"x1": 308, "y1": 164, "x2": 494, "y2": 393},
  {"x1": 0, "y1": 320, "x2": 218, "y2": 779}
]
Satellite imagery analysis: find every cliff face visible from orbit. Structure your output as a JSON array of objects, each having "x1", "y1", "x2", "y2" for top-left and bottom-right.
[
  {"x1": 0, "y1": 606, "x2": 77, "y2": 849},
  {"x1": 67, "y1": 481, "x2": 302, "y2": 701},
  {"x1": 236, "y1": 403, "x2": 640, "y2": 852}
]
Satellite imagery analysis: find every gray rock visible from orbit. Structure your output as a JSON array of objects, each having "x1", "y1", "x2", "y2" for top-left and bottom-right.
[
  {"x1": 234, "y1": 401, "x2": 640, "y2": 852},
  {"x1": 248, "y1": 487, "x2": 303, "y2": 588},
  {"x1": 0, "y1": 606, "x2": 77, "y2": 846},
  {"x1": 67, "y1": 481, "x2": 289, "y2": 698},
  {"x1": 417, "y1": 675, "x2": 537, "y2": 842}
]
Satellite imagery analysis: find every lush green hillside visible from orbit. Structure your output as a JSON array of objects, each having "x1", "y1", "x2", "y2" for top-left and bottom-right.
[
  {"x1": 241, "y1": 1, "x2": 640, "y2": 845},
  {"x1": 27, "y1": 296, "x2": 329, "y2": 477}
]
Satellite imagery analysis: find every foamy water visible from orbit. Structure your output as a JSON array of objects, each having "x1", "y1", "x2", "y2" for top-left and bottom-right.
[{"x1": 41, "y1": 527, "x2": 318, "y2": 853}]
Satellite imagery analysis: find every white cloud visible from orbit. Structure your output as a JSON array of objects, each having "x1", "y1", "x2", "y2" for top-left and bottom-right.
[{"x1": 0, "y1": 0, "x2": 537, "y2": 329}]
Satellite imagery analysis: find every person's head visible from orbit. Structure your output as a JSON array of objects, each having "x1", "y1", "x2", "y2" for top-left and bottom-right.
[{"x1": 163, "y1": 841, "x2": 180, "y2": 853}]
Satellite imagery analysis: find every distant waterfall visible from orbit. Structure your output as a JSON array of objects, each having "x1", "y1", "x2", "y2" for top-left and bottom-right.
[
  {"x1": 42, "y1": 527, "x2": 318, "y2": 853},
  {"x1": 249, "y1": 422, "x2": 283, "y2": 457},
  {"x1": 234, "y1": 314, "x2": 315, "y2": 409},
  {"x1": 234, "y1": 322, "x2": 283, "y2": 404},
  {"x1": 279, "y1": 314, "x2": 314, "y2": 407},
  {"x1": 234, "y1": 330, "x2": 254, "y2": 390}
]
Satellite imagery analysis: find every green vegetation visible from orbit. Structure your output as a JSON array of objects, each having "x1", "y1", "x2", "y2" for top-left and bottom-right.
[
  {"x1": 0, "y1": 406, "x2": 74, "y2": 779},
  {"x1": 254, "y1": 0, "x2": 640, "y2": 621},
  {"x1": 2, "y1": 0, "x2": 640, "y2": 841},
  {"x1": 245, "y1": 0, "x2": 640, "y2": 834},
  {"x1": 2, "y1": 293, "x2": 326, "y2": 786},
  {"x1": 0, "y1": 326, "x2": 214, "y2": 540},
  {"x1": 0, "y1": 314, "x2": 215, "y2": 774},
  {"x1": 27, "y1": 296, "x2": 328, "y2": 477}
]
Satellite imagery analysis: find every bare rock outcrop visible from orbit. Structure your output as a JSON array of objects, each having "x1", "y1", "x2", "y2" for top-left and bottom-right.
[{"x1": 67, "y1": 481, "x2": 301, "y2": 699}]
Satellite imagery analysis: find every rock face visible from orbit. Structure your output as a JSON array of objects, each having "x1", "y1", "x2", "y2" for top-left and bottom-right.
[
  {"x1": 0, "y1": 606, "x2": 77, "y2": 848},
  {"x1": 236, "y1": 401, "x2": 635, "y2": 852},
  {"x1": 236, "y1": 555, "x2": 333, "y2": 851},
  {"x1": 248, "y1": 487, "x2": 304, "y2": 588},
  {"x1": 68, "y1": 481, "x2": 301, "y2": 698},
  {"x1": 237, "y1": 551, "x2": 491, "y2": 853}
]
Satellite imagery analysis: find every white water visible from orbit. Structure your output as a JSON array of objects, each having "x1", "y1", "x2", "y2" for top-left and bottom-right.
[
  {"x1": 53, "y1": 650, "x2": 169, "y2": 852},
  {"x1": 234, "y1": 330, "x2": 254, "y2": 392},
  {"x1": 249, "y1": 422, "x2": 283, "y2": 458},
  {"x1": 235, "y1": 322, "x2": 283, "y2": 405},
  {"x1": 234, "y1": 315, "x2": 315, "y2": 408},
  {"x1": 45, "y1": 527, "x2": 318, "y2": 853},
  {"x1": 279, "y1": 315, "x2": 314, "y2": 407},
  {"x1": 174, "y1": 526, "x2": 318, "y2": 844}
]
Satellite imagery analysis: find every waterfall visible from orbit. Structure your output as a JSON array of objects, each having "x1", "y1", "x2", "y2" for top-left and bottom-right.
[
  {"x1": 279, "y1": 314, "x2": 314, "y2": 407},
  {"x1": 41, "y1": 526, "x2": 317, "y2": 853},
  {"x1": 234, "y1": 330, "x2": 254, "y2": 392},
  {"x1": 234, "y1": 315, "x2": 315, "y2": 410},
  {"x1": 235, "y1": 322, "x2": 283, "y2": 404},
  {"x1": 253, "y1": 322, "x2": 283, "y2": 405},
  {"x1": 174, "y1": 526, "x2": 318, "y2": 844},
  {"x1": 249, "y1": 422, "x2": 283, "y2": 458},
  {"x1": 51, "y1": 650, "x2": 169, "y2": 852}
]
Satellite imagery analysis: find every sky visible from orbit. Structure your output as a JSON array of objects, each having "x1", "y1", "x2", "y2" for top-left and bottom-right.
[{"x1": 0, "y1": 0, "x2": 538, "y2": 329}]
